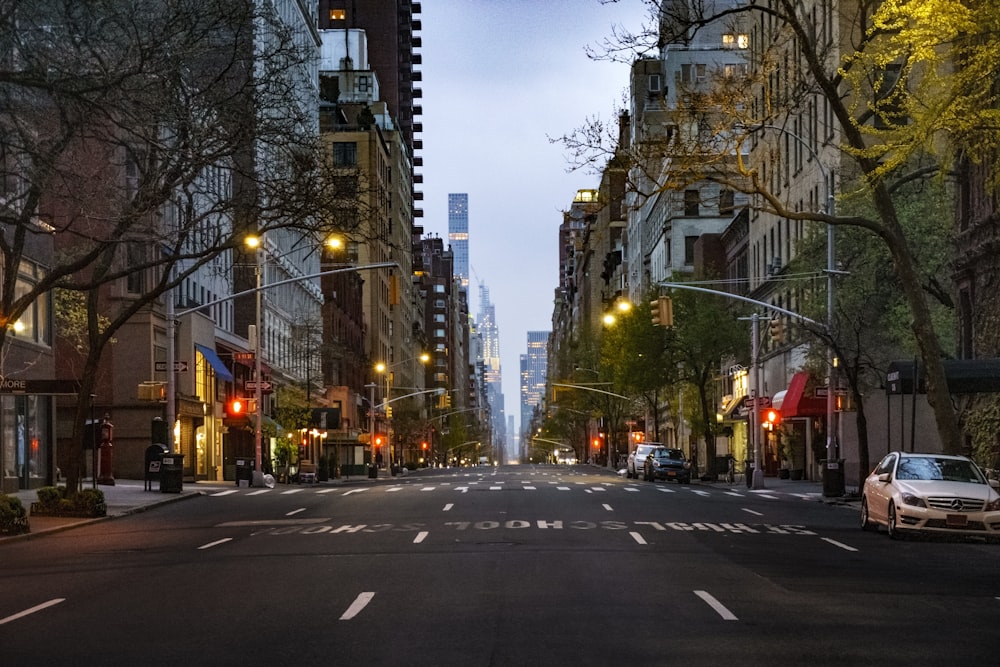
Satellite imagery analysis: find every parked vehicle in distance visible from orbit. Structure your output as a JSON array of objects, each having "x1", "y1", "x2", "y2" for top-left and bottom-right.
[
  {"x1": 644, "y1": 447, "x2": 691, "y2": 483},
  {"x1": 861, "y1": 451, "x2": 1000, "y2": 541},
  {"x1": 626, "y1": 443, "x2": 660, "y2": 479}
]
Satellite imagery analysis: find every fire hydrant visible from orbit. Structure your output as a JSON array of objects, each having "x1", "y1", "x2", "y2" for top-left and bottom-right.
[{"x1": 97, "y1": 414, "x2": 115, "y2": 486}]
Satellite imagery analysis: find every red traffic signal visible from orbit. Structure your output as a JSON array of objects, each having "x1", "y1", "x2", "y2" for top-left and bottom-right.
[
  {"x1": 762, "y1": 408, "x2": 781, "y2": 430},
  {"x1": 421, "y1": 441, "x2": 429, "y2": 450},
  {"x1": 225, "y1": 398, "x2": 245, "y2": 417}
]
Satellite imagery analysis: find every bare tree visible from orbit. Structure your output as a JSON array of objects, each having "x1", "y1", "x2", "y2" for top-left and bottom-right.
[{"x1": 0, "y1": 1, "x2": 367, "y2": 493}]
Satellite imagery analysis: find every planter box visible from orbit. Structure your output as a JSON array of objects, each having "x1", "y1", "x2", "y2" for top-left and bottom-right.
[
  {"x1": 0, "y1": 516, "x2": 30, "y2": 535},
  {"x1": 30, "y1": 502, "x2": 106, "y2": 518}
]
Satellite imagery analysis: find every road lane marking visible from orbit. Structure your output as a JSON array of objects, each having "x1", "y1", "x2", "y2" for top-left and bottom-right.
[
  {"x1": 247, "y1": 489, "x2": 270, "y2": 496},
  {"x1": 198, "y1": 538, "x2": 233, "y2": 550},
  {"x1": 725, "y1": 491, "x2": 745, "y2": 497},
  {"x1": 602, "y1": 504, "x2": 614, "y2": 512},
  {"x1": 490, "y1": 486, "x2": 502, "y2": 490},
  {"x1": 456, "y1": 486, "x2": 469, "y2": 493},
  {"x1": 414, "y1": 531, "x2": 429, "y2": 544},
  {"x1": 421, "y1": 487, "x2": 436, "y2": 492},
  {"x1": 443, "y1": 503, "x2": 453, "y2": 511},
  {"x1": 692, "y1": 490, "x2": 710, "y2": 497},
  {"x1": 590, "y1": 487, "x2": 606, "y2": 492},
  {"x1": 211, "y1": 490, "x2": 239, "y2": 497},
  {"x1": 281, "y1": 489, "x2": 304, "y2": 495},
  {"x1": 340, "y1": 593, "x2": 375, "y2": 620},
  {"x1": 625, "y1": 487, "x2": 639, "y2": 492},
  {"x1": 694, "y1": 591, "x2": 738, "y2": 621},
  {"x1": 343, "y1": 489, "x2": 367, "y2": 496},
  {"x1": 0, "y1": 599, "x2": 65, "y2": 626},
  {"x1": 657, "y1": 487, "x2": 676, "y2": 493},
  {"x1": 821, "y1": 537, "x2": 859, "y2": 552},
  {"x1": 316, "y1": 488, "x2": 335, "y2": 494},
  {"x1": 523, "y1": 486, "x2": 536, "y2": 490},
  {"x1": 387, "y1": 487, "x2": 403, "y2": 493},
  {"x1": 741, "y1": 508, "x2": 764, "y2": 516},
  {"x1": 557, "y1": 486, "x2": 570, "y2": 491},
  {"x1": 286, "y1": 508, "x2": 306, "y2": 516},
  {"x1": 629, "y1": 532, "x2": 648, "y2": 545}
]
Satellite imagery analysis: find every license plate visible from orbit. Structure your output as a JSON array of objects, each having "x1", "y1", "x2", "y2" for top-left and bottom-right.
[
  {"x1": 667, "y1": 471, "x2": 676, "y2": 477},
  {"x1": 946, "y1": 514, "x2": 968, "y2": 527}
]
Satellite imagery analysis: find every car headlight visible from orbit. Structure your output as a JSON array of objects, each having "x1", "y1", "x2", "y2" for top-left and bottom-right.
[
  {"x1": 683, "y1": 462, "x2": 691, "y2": 469},
  {"x1": 900, "y1": 492, "x2": 927, "y2": 508},
  {"x1": 986, "y1": 496, "x2": 1000, "y2": 511}
]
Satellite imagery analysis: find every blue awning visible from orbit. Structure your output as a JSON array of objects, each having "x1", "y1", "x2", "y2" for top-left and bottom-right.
[{"x1": 195, "y1": 344, "x2": 234, "y2": 383}]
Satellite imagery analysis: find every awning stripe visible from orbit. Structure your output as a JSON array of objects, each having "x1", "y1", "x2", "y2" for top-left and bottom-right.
[{"x1": 195, "y1": 344, "x2": 234, "y2": 383}]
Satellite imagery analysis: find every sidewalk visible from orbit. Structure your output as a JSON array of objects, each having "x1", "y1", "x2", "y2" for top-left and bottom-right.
[{"x1": 0, "y1": 475, "x2": 351, "y2": 544}]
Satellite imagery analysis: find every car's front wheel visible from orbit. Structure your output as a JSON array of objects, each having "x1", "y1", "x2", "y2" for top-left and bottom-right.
[
  {"x1": 887, "y1": 501, "x2": 902, "y2": 540},
  {"x1": 861, "y1": 497, "x2": 875, "y2": 532}
]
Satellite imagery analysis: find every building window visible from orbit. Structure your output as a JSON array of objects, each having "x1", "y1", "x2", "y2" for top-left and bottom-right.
[
  {"x1": 333, "y1": 142, "x2": 357, "y2": 167},
  {"x1": 684, "y1": 189, "x2": 700, "y2": 216},
  {"x1": 684, "y1": 236, "x2": 698, "y2": 264},
  {"x1": 434, "y1": 328, "x2": 445, "y2": 338},
  {"x1": 722, "y1": 33, "x2": 750, "y2": 49},
  {"x1": 329, "y1": 9, "x2": 346, "y2": 22},
  {"x1": 719, "y1": 189, "x2": 735, "y2": 214}
]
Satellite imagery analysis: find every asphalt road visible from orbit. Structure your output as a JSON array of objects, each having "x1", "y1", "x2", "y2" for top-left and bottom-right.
[{"x1": 2, "y1": 465, "x2": 998, "y2": 666}]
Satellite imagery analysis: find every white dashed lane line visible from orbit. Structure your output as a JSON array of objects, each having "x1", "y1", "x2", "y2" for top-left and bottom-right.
[
  {"x1": 0, "y1": 599, "x2": 65, "y2": 626},
  {"x1": 340, "y1": 593, "x2": 375, "y2": 620},
  {"x1": 695, "y1": 590, "x2": 738, "y2": 621},
  {"x1": 198, "y1": 538, "x2": 233, "y2": 550},
  {"x1": 603, "y1": 504, "x2": 614, "y2": 512},
  {"x1": 443, "y1": 503, "x2": 454, "y2": 511}
]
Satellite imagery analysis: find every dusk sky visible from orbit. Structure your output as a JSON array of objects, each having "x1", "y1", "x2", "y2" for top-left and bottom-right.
[{"x1": 419, "y1": 0, "x2": 651, "y2": 434}]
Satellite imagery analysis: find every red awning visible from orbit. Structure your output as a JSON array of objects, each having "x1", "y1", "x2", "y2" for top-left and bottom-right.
[{"x1": 781, "y1": 372, "x2": 826, "y2": 418}]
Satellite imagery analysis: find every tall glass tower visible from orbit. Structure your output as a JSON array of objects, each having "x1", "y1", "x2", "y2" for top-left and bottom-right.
[{"x1": 448, "y1": 193, "x2": 469, "y2": 288}]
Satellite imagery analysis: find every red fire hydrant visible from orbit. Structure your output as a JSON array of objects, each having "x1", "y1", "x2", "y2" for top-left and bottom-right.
[{"x1": 97, "y1": 414, "x2": 115, "y2": 486}]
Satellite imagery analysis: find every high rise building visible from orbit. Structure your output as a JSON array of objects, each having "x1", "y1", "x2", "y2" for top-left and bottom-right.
[
  {"x1": 449, "y1": 193, "x2": 470, "y2": 288},
  {"x1": 477, "y1": 282, "x2": 504, "y2": 455},
  {"x1": 520, "y1": 331, "x2": 548, "y2": 446}
]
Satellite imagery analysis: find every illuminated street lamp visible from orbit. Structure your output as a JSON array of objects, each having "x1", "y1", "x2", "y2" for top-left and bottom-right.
[
  {"x1": 245, "y1": 234, "x2": 265, "y2": 485},
  {"x1": 376, "y1": 353, "x2": 431, "y2": 472}
]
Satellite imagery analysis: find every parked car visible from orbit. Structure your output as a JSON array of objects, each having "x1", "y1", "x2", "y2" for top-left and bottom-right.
[
  {"x1": 644, "y1": 447, "x2": 691, "y2": 483},
  {"x1": 626, "y1": 443, "x2": 661, "y2": 479},
  {"x1": 861, "y1": 451, "x2": 1000, "y2": 541}
]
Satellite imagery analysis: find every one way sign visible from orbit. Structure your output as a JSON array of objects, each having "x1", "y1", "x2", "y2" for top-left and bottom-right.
[{"x1": 244, "y1": 380, "x2": 273, "y2": 393}]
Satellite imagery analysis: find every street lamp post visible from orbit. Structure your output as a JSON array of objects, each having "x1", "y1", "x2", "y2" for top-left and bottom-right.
[
  {"x1": 247, "y1": 237, "x2": 265, "y2": 486},
  {"x1": 365, "y1": 382, "x2": 377, "y2": 478}
]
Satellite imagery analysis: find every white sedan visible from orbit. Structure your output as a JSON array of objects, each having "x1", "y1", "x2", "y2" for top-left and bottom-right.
[{"x1": 861, "y1": 451, "x2": 1000, "y2": 541}]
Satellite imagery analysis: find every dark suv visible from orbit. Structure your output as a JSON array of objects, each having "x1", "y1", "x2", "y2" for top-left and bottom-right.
[{"x1": 644, "y1": 447, "x2": 691, "y2": 483}]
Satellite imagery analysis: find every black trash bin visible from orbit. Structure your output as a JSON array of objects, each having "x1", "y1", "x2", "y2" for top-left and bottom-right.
[
  {"x1": 160, "y1": 453, "x2": 184, "y2": 493},
  {"x1": 145, "y1": 444, "x2": 167, "y2": 491},
  {"x1": 235, "y1": 457, "x2": 255, "y2": 487},
  {"x1": 745, "y1": 460, "x2": 755, "y2": 488},
  {"x1": 822, "y1": 459, "x2": 845, "y2": 497}
]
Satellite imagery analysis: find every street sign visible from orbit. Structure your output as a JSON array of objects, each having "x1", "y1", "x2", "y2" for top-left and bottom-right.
[
  {"x1": 244, "y1": 380, "x2": 273, "y2": 393},
  {"x1": 155, "y1": 361, "x2": 188, "y2": 372},
  {"x1": 743, "y1": 396, "x2": 771, "y2": 408}
]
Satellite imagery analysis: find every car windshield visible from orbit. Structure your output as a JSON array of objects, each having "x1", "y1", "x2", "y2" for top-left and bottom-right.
[
  {"x1": 652, "y1": 449, "x2": 684, "y2": 460},
  {"x1": 895, "y1": 457, "x2": 984, "y2": 484}
]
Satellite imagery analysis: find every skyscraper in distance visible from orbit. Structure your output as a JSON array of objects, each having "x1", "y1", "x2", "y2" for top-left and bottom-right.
[{"x1": 448, "y1": 193, "x2": 469, "y2": 288}]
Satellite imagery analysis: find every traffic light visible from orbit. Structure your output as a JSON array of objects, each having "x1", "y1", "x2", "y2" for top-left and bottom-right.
[
  {"x1": 763, "y1": 408, "x2": 781, "y2": 430},
  {"x1": 421, "y1": 441, "x2": 429, "y2": 450},
  {"x1": 592, "y1": 438, "x2": 601, "y2": 449},
  {"x1": 223, "y1": 397, "x2": 248, "y2": 425},
  {"x1": 769, "y1": 316, "x2": 784, "y2": 344},
  {"x1": 386, "y1": 406, "x2": 393, "y2": 419},
  {"x1": 225, "y1": 398, "x2": 245, "y2": 417},
  {"x1": 650, "y1": 296, "x2": 674, "y2": 328}
]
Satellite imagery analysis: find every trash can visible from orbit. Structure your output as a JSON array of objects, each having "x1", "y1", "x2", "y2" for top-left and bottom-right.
[
  {"x1": 160, "y1": 453, "x2": 184, "y2": 493},
  {"x1": 144, "y1": 444, "x2": 166, "y2": 491},
  {"x1": 822, "y1": 459, "x2": 845, "y2": 497},
  {"x1": 235, "y1": 457, "x2": 255, "y2": 487},
  {"x1": 745, "y1": 460, "x2": 755, "y2": 489}
]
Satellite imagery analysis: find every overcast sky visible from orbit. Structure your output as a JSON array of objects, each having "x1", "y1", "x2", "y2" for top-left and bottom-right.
[{"x1": 419, "y1": 0, "x2": 650, "y2": 436}]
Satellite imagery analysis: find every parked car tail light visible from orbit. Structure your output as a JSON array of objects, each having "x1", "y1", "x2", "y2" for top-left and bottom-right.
[{"x1": 900, "y1": 493, "x2": 927, "y2": 507}]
